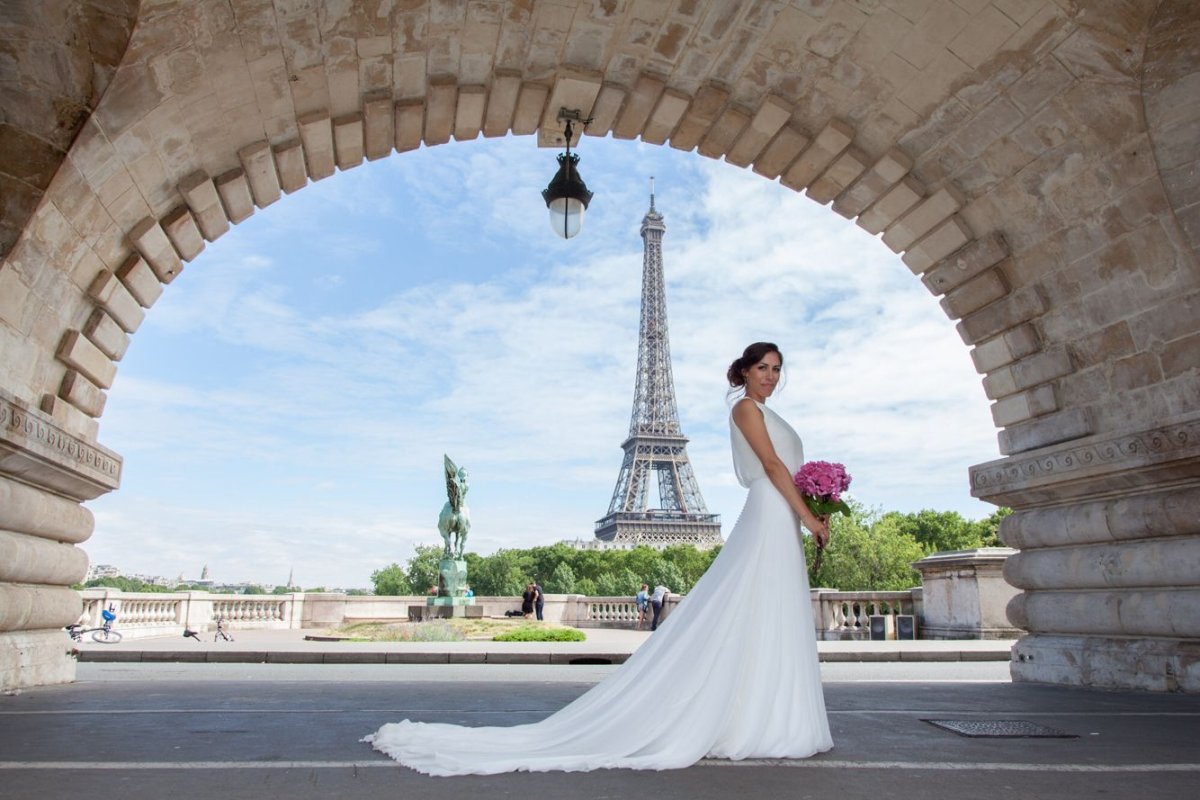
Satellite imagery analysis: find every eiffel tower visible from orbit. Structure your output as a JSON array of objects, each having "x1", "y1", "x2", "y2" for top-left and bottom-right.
[{"x1": 594, "y1": 181, "x2": 722, "y2": 549}]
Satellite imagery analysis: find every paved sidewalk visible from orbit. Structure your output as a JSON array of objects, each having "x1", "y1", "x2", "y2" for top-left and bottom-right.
[
  {"x1": 1, "y1": 662, "x2": 1197, "y2": 800},
  {"x1": 75, "y1": 626, "x2": 1014, "y2": 664}
]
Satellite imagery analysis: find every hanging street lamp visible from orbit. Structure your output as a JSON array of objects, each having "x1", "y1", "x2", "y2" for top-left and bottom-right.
[{"x1": 542, "y1": 108, "x2": 594, "y2": 239}]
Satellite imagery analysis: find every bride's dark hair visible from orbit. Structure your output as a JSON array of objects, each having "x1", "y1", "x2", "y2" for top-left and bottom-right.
[{"x1": 727, "y1": 342, "x2": 783, "y2": 388}]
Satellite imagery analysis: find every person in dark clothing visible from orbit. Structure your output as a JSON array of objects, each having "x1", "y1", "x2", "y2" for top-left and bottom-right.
[
  {"x1": 521, "y1": 584, "x2": 536, "y2": 619},
  {"x1": 533, "y1": 583, "x2": 545, "y2": 621}
]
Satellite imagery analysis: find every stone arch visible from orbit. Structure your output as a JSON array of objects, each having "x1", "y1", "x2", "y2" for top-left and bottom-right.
[
  {"x1": 55, "y1": 108, "x2": 1026, "y2": 437},
  {"x1": 0, "y1": 0, "x2": 141, "y2": 261},
  {"x1": 2, "y1": 1, "x2": 1198, "y2": 693}
]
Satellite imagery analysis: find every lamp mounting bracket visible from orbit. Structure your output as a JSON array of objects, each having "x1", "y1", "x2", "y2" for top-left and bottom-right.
[{"x1": 557, "y1": 107, "x2": 593, "y2": 126}]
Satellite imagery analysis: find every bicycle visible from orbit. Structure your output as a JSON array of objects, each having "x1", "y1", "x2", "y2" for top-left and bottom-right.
[{"x1": 66, "y1": 608, "x2": 123, "y2": 644}]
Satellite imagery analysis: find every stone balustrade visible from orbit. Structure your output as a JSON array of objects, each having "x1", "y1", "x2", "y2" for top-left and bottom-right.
[
  {"x1": 569, "y1": 596, "x2": 683, "y2": 628},
  {"x1": 79, "y1": 588, "x2": 947, "y2": 641},
  {"x1": 812, "y1": 590, "x2": 923, "y2": 641},
  {"x1": 80, "y1": 590, "x2": 303, "y2": 640},
  {"x1": 77, "y1": 550, "x2": 1024, "y2": 644}
]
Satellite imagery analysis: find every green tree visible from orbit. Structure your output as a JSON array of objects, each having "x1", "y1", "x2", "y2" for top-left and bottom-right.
[
  {"x1": 370, "y1": 563, "x2": 408, "y2": 596},
  {"x1": 594, "y1": 568, "x2": 642, "y2": 597},
  {"x1": 242, "y1": 584, "x2": 266, "y2": 594},
  {"x1": 546, "y1": 562, "x2": 577, "y2": 594},
  {"x1": 661, "y1": 545, "x2": 719, "y2": 593},
  {"x1": 592, "y1": 571, "x2": 621, "y2": 597},
  {"x1": 883, "y1": 509, "x2": 984, "y2": 554},
  {"x1": 623, "y1": 546, "x2": 664, "y2": 583},
  {"x1": 646, "y1": 560, "x2": 686, "y2": 594},
  {"x1": 807, "y1": 505, "x2": 924, "y2": 590},
  {"x1": 405, "y1": 544, "x2": 443, "y2": 594},
  {"x1": 470, "y1": 549, "x2": 531, "y2": 596},
  {"x1": 971, "y1": 507, "x2": 1012, "y2": 547},
  {"x1": 271, "y1": 585, "x2": 293, "y2": 595},
  {"x1": 575, "y1": 577, "x2": 598, "y2": 596},
  {"x1": 84, "y1": 576, "x2": 170, "y2": 593},
  {"x1": 569, "y1": 549, "x2": 610, "y2": 584},
  {"x1": 525, "y1": 543, "x2": 576, "y2": 586},
  {"x1": 617, "y1": 567, "x2": 644, "y2": 596}
]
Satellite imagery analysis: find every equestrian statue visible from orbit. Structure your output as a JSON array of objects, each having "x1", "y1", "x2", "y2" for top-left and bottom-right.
[{"x1": 437, "y1": 454, "x2": 471, "y2": 560}]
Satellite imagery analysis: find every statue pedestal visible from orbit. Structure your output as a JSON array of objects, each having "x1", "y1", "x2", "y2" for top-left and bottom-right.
[
  {"x1": 408, "y1": 558, "x2": 478, "y2": 619},
  {"x1": 435, "y1": 558, "x2": 471, "y2": 599},
  {"x1": 410, "y1": 599, "x2": 481, "y2": 620}
]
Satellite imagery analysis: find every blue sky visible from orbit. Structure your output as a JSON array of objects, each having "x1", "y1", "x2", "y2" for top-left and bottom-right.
[{"x1": 85, "y1": 134, "x2": 1002, "y2": 589}]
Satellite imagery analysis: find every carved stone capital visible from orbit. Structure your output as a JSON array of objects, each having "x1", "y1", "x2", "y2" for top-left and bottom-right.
[
  {"x1": 970, "y1": 411, "x2": 1200, "y2": 508},
  {"x1": 0, "y1": 387, "x2": 121, "y2": 501}
]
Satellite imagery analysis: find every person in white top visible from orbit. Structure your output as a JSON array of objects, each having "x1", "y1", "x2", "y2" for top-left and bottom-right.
[{"x1": 649, "y1": 584, "x2": 669, "y2": 631}]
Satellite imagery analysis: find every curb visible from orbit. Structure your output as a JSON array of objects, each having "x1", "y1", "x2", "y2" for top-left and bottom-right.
[
  {"x1": 75, "y1": 649, "x2": 1012, "y2": 665},
  {"x1": 75, "y1": 651, "x2": 634, "y2": 665}
]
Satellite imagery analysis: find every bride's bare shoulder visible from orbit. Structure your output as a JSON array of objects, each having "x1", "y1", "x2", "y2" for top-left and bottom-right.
[{"x1": 731, "y1": 397, "x2": 764, "y2": 426}]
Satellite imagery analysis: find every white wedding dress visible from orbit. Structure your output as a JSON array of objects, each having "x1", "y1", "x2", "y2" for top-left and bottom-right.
[{"x1": 364, "y1": 397, "x2": 832, "y2": 774}]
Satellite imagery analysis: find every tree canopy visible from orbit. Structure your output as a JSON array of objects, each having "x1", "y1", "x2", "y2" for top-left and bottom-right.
[{"x1": 370, "y1": 505, "x2": 1009, "y2": 596}]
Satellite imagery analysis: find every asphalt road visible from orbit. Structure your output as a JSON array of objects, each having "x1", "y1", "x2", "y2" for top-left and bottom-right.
[{"x1": 2, "y1": 662, "x2": 1198, "y2": 800}]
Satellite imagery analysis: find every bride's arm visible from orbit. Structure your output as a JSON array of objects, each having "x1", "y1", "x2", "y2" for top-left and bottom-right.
[{"x1": 731, "y1": 400, "x2": 830, "y2": 547}]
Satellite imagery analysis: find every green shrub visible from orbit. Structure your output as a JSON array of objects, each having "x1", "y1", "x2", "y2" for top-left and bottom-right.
[{"x1": 492, "y1": 625, "x2": 586, "y2": 642}]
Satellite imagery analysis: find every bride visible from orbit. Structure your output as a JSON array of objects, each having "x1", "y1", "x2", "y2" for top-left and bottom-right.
[{"x1": 364, "y1": 342, "x2": 834, "y2": 774}]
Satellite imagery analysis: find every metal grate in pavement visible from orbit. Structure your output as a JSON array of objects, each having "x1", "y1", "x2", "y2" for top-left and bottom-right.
[{"x1": 921, "y1": 719, "x2": 1078, "y2": 738}]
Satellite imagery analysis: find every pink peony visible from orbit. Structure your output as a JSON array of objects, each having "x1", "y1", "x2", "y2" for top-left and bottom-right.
[{"x1": 793, "y1": 460, "x2": 852, "y2": 503}]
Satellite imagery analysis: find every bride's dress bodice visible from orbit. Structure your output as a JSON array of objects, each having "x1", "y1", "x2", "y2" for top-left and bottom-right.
[{"x1": 731, "y1": 398, "x2": 805, "y2": 486}]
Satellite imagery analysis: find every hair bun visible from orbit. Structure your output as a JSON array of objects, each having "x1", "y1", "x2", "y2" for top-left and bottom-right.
[{"x1": 727, "y1": 361, "x2": 746, "y2": 387}]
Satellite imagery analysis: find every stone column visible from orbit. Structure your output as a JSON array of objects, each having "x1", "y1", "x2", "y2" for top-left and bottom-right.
[
  {"x1": 971, "y1": 412, "x2": 1200, "y2": 692},
  {"x1": 0, "y1": 389, "x2": 121, "y2": 691},
  {"x1": 913, "y1": 548, "x2": 1021, "y2": 640}
]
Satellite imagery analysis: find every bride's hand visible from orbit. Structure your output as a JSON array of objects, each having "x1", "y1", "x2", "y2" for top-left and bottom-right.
[{"x1": 809, "y1": 516, "x2": 830, "y2": 548}]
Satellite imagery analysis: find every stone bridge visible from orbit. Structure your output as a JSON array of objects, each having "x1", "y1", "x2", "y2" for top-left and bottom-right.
[{"x1": 0, "y1": 0, "x2": 1197, "y2": 691}]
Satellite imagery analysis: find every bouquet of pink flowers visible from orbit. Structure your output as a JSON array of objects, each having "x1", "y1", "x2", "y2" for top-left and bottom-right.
[
  {"x1": 793, "y1": 460, "x2": 852, "y2": 575},
  {"x1": 793, "y1": 460, "x2": 852, "y2": 517}
]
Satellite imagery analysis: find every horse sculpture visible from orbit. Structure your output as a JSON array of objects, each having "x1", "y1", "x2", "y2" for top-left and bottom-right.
[{"x1": 437, "y1": 454, "x2": 471, "y2": 559}]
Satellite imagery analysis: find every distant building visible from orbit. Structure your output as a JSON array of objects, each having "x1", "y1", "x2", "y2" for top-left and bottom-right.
[
  {"x1": 126, "y1": 573, "x2": 173, "y2": 587},
  {"x1": 192, "y1": 564, "x2": 215, "y2": 588},
  {"x1": 563, "y1": 538, "x2": 652, "y2": 552},
  {"x1": 86, "y1": 564, "x2": 121, "y2": 581}
]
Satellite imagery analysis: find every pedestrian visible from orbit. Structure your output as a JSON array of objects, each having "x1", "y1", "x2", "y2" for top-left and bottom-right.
[
  {"x1": 521, "y1": 583, "x2": 535, "y2": 619},
  {"x1": 634, "y1": 584, "x2": 650, "y2": 629},
  {"x1": 534, "y1": 582, "x2": 545, "y2": 621},
  {"x1": 214, "y1": 616, "x2": 234, "y2": 642},
  {"x1": 650, "y1": 583, "x2": 669, "y2": 631}
]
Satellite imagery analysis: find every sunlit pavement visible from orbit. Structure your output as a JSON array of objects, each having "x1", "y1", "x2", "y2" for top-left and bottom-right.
[
  {"x1": 71, "y1": 626, "x2": 1016, "y2": 664},
  {"x1": 2, "y1": 659, "x2": 1199, "y2": 800}
]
